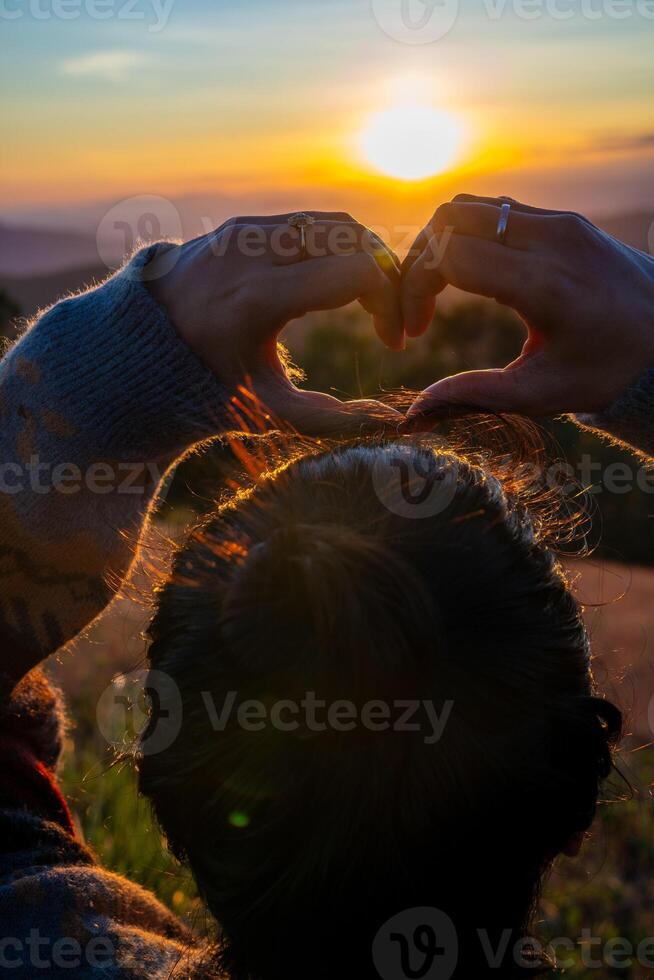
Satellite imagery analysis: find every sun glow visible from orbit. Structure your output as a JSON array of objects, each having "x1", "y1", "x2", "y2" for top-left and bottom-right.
[{"x1": 359, "y1": 103, "x2": 465, "y2": 181}]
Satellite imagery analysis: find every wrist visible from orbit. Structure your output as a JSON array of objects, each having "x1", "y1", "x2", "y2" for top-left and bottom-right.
[{"x1": 143, "y1": 243, "x2": 183, "y2": 317}]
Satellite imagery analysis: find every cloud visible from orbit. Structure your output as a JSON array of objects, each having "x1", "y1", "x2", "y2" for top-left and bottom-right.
[
  {"x1": 592, "y1": 132, "x2": 654, "y2": 153},
  {"x1": 59, "y1": 50, "x2": 150, "y2": 82}
]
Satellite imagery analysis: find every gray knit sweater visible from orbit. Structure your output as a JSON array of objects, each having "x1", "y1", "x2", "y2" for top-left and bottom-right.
[{"x1": 0, "y1": 246, "x2": 651, "y2": 977}]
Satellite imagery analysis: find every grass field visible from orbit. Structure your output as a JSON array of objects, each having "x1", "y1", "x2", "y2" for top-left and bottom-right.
[{"x1": 48, "y1": 548, "x2": 654, "y2": 976}]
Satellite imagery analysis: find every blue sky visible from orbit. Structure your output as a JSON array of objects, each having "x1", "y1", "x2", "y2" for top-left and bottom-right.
[{"x1": 2, "y1": 0, "x2": 653, "y2": 217}]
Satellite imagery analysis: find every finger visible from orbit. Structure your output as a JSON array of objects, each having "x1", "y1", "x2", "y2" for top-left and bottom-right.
[
  {"x1": 402, "y1": 231, "x2": 538, "y2": 337},
  {"x1": 401, "y1": 196, "x2": 591, "y2": 275},
  {"x1": 280, "y1": 389, "x2": 402, "y2": 438},
  {"x1": 401, "y1": 232, "x2": 449, "y2": 337},
  {"x1": 209, "y1": 220, "x2": 398, "y2": 280},
  {"x1": 219, "y1": 210, "x2": 357, "y2": 229},
  {"x1": 279, "y1": 252, "x2": 404, "y2": 350},
  {"x1": 429, "y1": 202, "x2": 546, "y2": 251},
  {"x1": 401, "y1": 222, "x2": 433, "y2": 275},
  {"x1": 268, "y1": 221, "x2": 399, "y2": 278},
  {"x1": 227, "y1": 372, "x2": 401, "y2": 438},
  {"x1": 214, "y1": 217, "x2": 401, "y2": 282},
  {"x1": 366, "y1": 229, "x2": 401, "y2": 271},
  {"x1": 406, "y1": 366, "x2": 539, "y2": 419},
  {"x1": 429, "y1": 202, "x2": 596, "y2": 257},
  {"x1": 405, "y1": 202, "x2": 544, "y2": 264},
  {"x1": 451, "y1": 194, "x2": 593, "y2": 224},
  {"x1": 401, "y1": 258, "x2": 442, "y2": 339},
  {"x1": 209, "y1": 212, "x2": 362, "y2": 251}
]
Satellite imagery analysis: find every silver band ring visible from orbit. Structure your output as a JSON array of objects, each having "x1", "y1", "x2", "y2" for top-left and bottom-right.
[
  {"x1": 287, "y1": 212, "x2": 315, "y2": 259},
  {"x1": 495, "y1": 202, "x2": 511, "y2": 246}
]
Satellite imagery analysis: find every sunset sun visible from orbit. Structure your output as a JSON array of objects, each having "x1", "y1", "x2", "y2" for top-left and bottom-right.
[{"x1": 359, "y1": 104, "x2": 465, "y2": 181}]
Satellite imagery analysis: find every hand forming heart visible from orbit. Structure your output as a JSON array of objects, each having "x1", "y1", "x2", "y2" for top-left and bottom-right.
[
  {"x1": 147, "y1": 210, "x2": 404, "y2": 437},
  {"x1": 402, "y1": 194, "x2": 654, "y2": 419},
  {"x1": 148, "y1": 198, "x2": 654, "y2": 433}
]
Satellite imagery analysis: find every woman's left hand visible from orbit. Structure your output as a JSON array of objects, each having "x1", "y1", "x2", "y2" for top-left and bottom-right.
[{"x1": 147, "y1": 211, "x2": 403, "y2": 436}]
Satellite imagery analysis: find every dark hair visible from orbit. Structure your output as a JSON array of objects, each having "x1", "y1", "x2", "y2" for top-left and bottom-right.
[{"x1": 139, "y1": 436, "x2": 621, "y2": 979}]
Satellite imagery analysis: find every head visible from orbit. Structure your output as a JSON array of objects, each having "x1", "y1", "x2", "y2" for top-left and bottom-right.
[{"x1": 139, "y1": 437, "x2": 621, "y2": 979}]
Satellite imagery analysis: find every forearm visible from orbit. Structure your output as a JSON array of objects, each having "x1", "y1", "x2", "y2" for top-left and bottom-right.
[{"x1": 0, "y1": 245, "x2": 231, "y2": 688}]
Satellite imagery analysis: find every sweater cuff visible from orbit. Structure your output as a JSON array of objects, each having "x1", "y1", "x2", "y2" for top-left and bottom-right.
[
  {"x1": 574, "y1": 366, "x2": 654, "y2": 458},
  {"x1": 7, "y1": 244, "x2": 232, "y2": 464},
  {"x1": 0, "y1": 668, "x2": 65, "y2": 770}
]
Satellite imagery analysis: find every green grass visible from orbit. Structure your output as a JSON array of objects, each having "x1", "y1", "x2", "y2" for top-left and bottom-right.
[
  {"x1": 59, "y1": 741, "x2": 205, "y2": 926},
  {"x1": 541, "y1": 751, "x2": 654, "y2": 977},
  {"x1": 49, "y1": 548, "x2": 654, "y2": 977},
  {"x1": 57, "y1": 701, "x2": 654, "y2": 976}
]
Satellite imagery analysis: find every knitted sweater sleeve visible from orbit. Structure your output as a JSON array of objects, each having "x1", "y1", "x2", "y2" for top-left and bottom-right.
[
  {"x1": 0, "y1": 245, "x2": 233, "y2": 689},
  {"x1": 574, "y1": 367, "x2": 654, "y2": 461}
]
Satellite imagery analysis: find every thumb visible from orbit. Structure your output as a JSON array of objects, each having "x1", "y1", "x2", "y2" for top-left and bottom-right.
[
  {"x1": 407, "y1": 367, "x2": 537, "y2": 419},
  {"x1": 223, "y1": 377, "x2": 402, "y2": 438},
  {"x1": 289, "y1": 391, "x2": 402, "y2": 438},
  {"x1": 257, "y1": 381, "x2": 402, "y2": 438}
]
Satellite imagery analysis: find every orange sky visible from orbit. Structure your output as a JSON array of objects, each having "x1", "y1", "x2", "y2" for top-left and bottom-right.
[{"x1": 2, "y1": 1, "x2": 653, "y2": 224}]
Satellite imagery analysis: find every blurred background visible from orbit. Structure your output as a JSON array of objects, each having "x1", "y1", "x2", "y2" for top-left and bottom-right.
[{"x1": 2, "y1": 0, "x2": 654, "y2": 973}]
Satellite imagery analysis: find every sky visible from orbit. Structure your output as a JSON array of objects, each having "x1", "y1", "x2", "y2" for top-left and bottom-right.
[{"x1": 1, "y1": 0, "x2": 653, "y2": 231}]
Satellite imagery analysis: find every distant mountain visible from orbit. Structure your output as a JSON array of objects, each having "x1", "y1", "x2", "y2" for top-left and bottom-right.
[
  {"x1": 1, "y1": 264, "x2": 107, "y2": 320},
  {"x1": 0, "y1": 223, "x2": 102, "y2": 277}
]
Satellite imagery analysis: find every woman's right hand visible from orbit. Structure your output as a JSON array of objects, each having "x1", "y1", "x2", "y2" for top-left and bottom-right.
[
  {"x1": 147, "y1": 211, "x2": 403, "y2": 436},
  {"x1": 402, "y1": 195, "x2": 654, "y2": 418}
]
